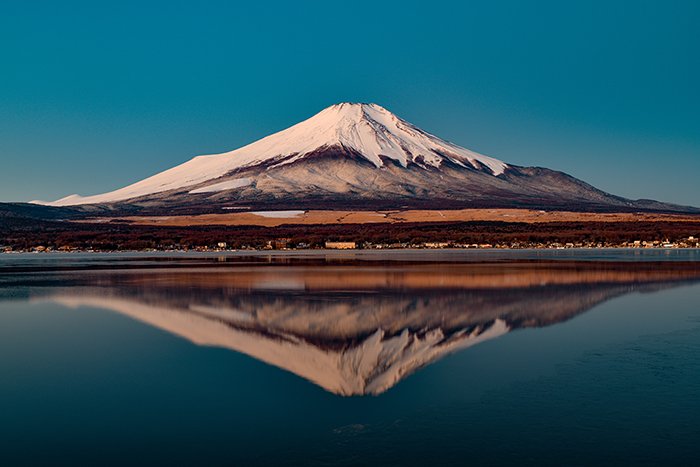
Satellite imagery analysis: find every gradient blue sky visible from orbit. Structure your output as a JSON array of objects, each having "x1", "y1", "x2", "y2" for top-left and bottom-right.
[{"x1": 2, "y1": 0, "x2": 699, "y2": 205}]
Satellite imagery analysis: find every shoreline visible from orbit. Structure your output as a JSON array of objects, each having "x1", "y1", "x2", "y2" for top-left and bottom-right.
[{"x1": 4, "y1": 246, "x2": 700, "y2": 256}]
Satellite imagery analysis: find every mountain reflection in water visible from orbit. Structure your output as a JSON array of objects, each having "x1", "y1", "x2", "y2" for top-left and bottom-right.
[{"x1": 11, "y1": 256, "x2": 700, "y2": 396}]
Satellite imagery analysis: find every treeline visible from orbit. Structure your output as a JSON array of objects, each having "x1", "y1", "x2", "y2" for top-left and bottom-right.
[{"x1": 1, "y1": 219, "x2": 699, "y2": 251}]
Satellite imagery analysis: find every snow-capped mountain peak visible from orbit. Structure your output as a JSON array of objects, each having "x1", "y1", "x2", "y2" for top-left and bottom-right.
[
  {"x1": 36, "y1": 103, "x2": 508, "y2": 206},
  {"x1": 32, "y1": 102, "x2": 689, "y2": 214},
  {"x1": 254, "y1": 102, "x2": 508, "y2": 173}
]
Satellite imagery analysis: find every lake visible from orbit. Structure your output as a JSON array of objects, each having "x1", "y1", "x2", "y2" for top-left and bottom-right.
[{"x1": 1, "y1": 250, "x2": 700, "y2": 466}]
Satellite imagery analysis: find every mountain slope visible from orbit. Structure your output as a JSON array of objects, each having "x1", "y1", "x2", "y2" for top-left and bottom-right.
[{"x1": 34, "y1": 103, "x2": 697, "y2": 213}]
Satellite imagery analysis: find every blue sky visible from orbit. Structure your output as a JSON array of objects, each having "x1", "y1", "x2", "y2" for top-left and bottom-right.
[{"x1": 2, "y1": 0, "x2": 699, "y2": 205}]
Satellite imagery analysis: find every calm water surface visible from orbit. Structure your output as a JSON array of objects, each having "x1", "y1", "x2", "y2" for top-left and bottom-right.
[{"x1": 1, "y1": 250, "x2": 700, "y2": 466}]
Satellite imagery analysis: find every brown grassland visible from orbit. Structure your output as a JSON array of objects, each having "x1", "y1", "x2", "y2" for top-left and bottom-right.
[{"x1": 90, "y1": 209, "x2": 700, "y2": 228}]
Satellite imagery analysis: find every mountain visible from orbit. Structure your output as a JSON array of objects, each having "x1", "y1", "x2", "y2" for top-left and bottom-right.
[
  {"x1": 34, "y1": 103, "x2": 696, "y2": 214},
  {"x1": 0, "y1": 202, "x2": 79, "y2": 220},
  {"x1": 0, "y1": 202, "x2": 83, "y2": 230}
]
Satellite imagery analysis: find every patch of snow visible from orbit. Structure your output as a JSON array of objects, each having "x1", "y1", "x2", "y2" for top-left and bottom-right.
[
  {"x1": 249, "y1": 210, "x2": 305, "y2": 218},
  {"x1": 188, "y1": 178, "x2": 252, "y2": 194},
  {"x1": 37, "y1": 194, "x2": 86, "y2": 205}
]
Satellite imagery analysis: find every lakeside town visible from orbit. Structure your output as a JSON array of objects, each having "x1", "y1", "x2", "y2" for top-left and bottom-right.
[{"x1": 4, "y1": 236, "x2": 699, "y2": 254}]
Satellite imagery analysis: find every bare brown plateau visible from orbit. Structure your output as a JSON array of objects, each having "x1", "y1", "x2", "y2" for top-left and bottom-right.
[{"x1": 94, "y1": 209, "x2": 700, "y2": 227}]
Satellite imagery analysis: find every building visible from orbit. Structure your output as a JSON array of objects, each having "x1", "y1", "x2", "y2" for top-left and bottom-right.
[
  {"x1": 325, "y1": 241, "x2": 357, "y2": 249},
  {"x1": 424, "y1": 242, "x2": 450, "y2": 248},
  {"x1": 266, "y1": 238, "x2": 292, "y2": 249}
]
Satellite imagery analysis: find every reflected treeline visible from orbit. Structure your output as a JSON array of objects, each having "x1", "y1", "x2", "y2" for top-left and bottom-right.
[{"x1": 9, "y1": 258, "x2": 700, "y2": 395}]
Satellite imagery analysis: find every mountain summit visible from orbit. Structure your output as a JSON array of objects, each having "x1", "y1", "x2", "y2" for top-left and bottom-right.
[{"x1": 37, "y1": 103, "x2": 694, "y2": 213}]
